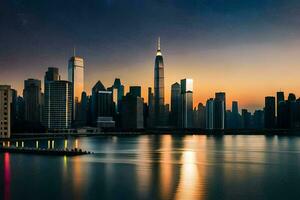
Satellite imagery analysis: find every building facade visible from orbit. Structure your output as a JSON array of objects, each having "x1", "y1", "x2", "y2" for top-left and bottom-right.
[
  {"x1": 154, "y1": 38, "x2": 165, "y2": 127},
  {"x1": 171, "y1": 82, "x2": 181, "y2": 128},
  {"x1": 23, "y1": 79, "x2": 42, "y2": 123},
  {"x1": 45, "y1": 81, "x2": 72, "y2": 130},
  {"x1": 0, "y1": 85, "x2": 12, "y2": 138},
  {"x1": 180, "y1": 79, "x2": 193, "y2": 128},
  {"x1": 68, "y1": 55, "x2": 84, "y2": 120}
]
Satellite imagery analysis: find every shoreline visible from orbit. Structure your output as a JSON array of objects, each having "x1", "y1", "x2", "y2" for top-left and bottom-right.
[{"x1": 1, "y1": 128, "x2": 300, "y2": 141}]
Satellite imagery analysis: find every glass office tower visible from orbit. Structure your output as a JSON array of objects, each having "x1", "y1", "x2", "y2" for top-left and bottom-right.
[{"x1": 68, "y1": 55, "x2": 84, "y2": 121}]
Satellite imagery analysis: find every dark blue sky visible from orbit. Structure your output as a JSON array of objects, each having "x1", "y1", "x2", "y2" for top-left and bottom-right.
[{"x1": 1, "y1": 0, "x2": 300, "y2": 110}]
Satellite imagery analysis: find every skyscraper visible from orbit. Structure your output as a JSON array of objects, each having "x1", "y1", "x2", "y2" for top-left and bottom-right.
[
  {"x1": 171, "y1": 82, "x2": 181, "y2": 127},
  {"x1": 23, "y1": 79, "x2": 42, "y2": 123},
  {"x1": 91, "y1": 81, "x2": 106, "y2": 125},
  {"x1": 68, "y1": 54, "x2": 84, "y2": 121},
  {"x1": 45, "y1": 81, "x2": 72, "y2": 130},
  {"x1": 110, "y1": 78, "x2": 124, "y2": 113},
  {"x1": 120, "y1": 93, "x2": 144, "y2": 129},
  {"x1": 276, "y1": 91, "x2": 284, "y2": 115},
  {"x1": 44, "y1": 67, "x2": 60, "y2": 126},
  {"x1": 154, "y1": 37, "x2": 165, "y2": 127},
  {"x1": 147, "y1": 87, "x2": 155, "y2": 128},
  {"x1": 214, "y1": 92, "x2": 226, "y2": 129},
  {"x1": 264, "y1": 96, "x2": 276, "y2": 129},
  {"x1": 180, "y1": 79, "x2": 193, "y2": 128},
  {"x1": 206, "y1": 98, "x2": 214, "y2": 129},
  {"x1": 0, "y1": 85, "x2": 12, "y2": 138},
  {"x1": 231, "y1": 101, "x2": 240, "y2": 128}
]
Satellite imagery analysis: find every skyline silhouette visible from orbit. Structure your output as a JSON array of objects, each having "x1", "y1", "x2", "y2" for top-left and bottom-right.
[{"x1": 2, "y1": 0, "x2": 300, "y2": 111}]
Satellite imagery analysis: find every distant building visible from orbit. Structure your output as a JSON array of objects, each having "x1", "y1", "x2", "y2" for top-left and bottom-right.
[
  {"x1": 96, "y1": 90, "x2": 115, "y2": 128},
  {"x1": 253, "y1": 110, "x2": 264, "y2": 129},
  {"x1": 108, "y1": 78, "x2": 124, "y2": 113},
  {"x1": 120, "y1": 93, "x2": 144, "y2": 129},
  {"x1": 171, "y1": 82, "x2": 181, "y2": 128},
  {"x1": 230, "y1": 101, "x2": 241, "y2": 128},
  {"x1": 45, "y1": 81, "x2": 72, "y2": 130},
  {"x1": 129, "y1": 86, "x2": 141, "y2": 97},
  {"x1": 264, "y1": 96, "x2": 276, "y2": 129},
  {"x1": 180, "y1": 79, "x2": 193, "y2": 128},
  {"x1": 214, "y1": 92, "x2": 226, "y2": 129},
  {"x1": 276, "y1": 91, "x2": 284, "y2": 116},
  {"x1": 242, "y1": 109, "x2": 251, "y2": 129},
  {"x1": 0, "y1": 85, "x2": 12, "y2": 138},
  {"x1": 206, "y1": 98, "x2": 214, "y2": 129},
  {"x1": 91, "y1": 81, "x2": 106, "y2": 125},
  {"x1": 68, "y1": 55, "x2": 84, "y2": 121},
  {"x1": 193, "y1": 103, "x2": 206, "y2": 128},
  {"x1": 23, "y1": 79, "x2": 42, "y2": 123},
  {"x1": 147, "y1": 87, "x2": 155, "y2": 128}
]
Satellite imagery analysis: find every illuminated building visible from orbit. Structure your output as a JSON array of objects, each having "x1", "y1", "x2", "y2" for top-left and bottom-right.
[
  {"x1": 45, "y1": 80, "x2": 72, "y2": 130},
  {"x1": 154, "y1": 37, "x2": 165, "y2": 127},
  {"x1": 68, "y1": 53, "x2": 84, "y2": 121},
  {"x1": 180, "y1": 79, "x2": 193, "y2": 128}
]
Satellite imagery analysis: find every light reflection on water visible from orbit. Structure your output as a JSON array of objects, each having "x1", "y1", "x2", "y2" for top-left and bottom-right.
[{"x1": 1, "y1": 135, "x2": 300, "y2": 200}]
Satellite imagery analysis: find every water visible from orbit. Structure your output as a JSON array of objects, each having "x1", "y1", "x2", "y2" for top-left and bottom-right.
[{"x1": 1, "y1": 135, "x2": 300, "y2": 200}]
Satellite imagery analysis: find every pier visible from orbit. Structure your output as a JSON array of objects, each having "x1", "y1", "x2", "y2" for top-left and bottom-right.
[{"x1": 0, "y1": 140, "x2": 93, "y2": 156}]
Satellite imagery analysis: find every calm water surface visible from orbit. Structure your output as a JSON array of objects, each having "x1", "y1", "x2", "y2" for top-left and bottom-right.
[{"x1": 1, "y1": 135, "x2": 300, "y2": 200}]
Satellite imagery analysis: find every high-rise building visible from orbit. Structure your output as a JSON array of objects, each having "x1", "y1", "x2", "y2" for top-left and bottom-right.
[
  {"x1": 0, "y1": 85, "x2": 12, "y2": 138},
  {"x1": 253, "y1": 110, "x2": 264, "y2": 129},
  {"x1": 97, "y1": 91, "x2": 115, "y2": 128},
  {"x1": 110, "y1": 78, "x2": 124, "y2": 113},
  {"x1": 264, "y1": 96, "x2": 276, "y2": 129},
  {"x1": 147, "y1": 87, "x2": 155, "y2": 128},
  {"x1": 98, "y1": 91, "x2": 114, "y2": 117},
  {"x1": 45, "y1": 81, "x2": 72, "y2": 130},
  {"x1": 193, "y1": 103, "x2": 206, "y2": 128},
  {"x1": 231, "y1": 101, "x2": 240, "y2": 128},
  {"x1": 129, "y1": 86, "x2": 141, "y2": 97},
  {"x1": 214, "y1": 92, "x2": 226, "y2": 129},
  {"x1": 154, "y1": 37, "x2": 165, "y2": 127},
  {"x1": 68, "y1": 54, "x2": 84, "y2": 121},
  {"x1": 232, "y1": 101, "x2": 238, "y2": 115},
  {"x1": 45, "y1": 67, "x2": 60, "y2": 84},
  {"x1": 276, "y1": 91, "x2": 284, "y2": 116},
  {"x1": 206, "y1": 98, "x2": 214, "y2": 129},
  {"x1": 180, "y1": 79, "x2": 193, "y2": 128},
  {"x1": 10, "y1": 89, "x2": 18, "y2": 128},
  {"x1": 91, "y1": 81, "x2": 106, "y2": 125},
  {"x1": 120, "y1": 93, "x2": 144, "y2": 129},
  {"x1": 44, "y1": 67, "x2": 60, "y2": 126},
  {"x1": 171, "y1": 82, "x2": 181, "y2": 128},
  {"x1": 242, "y1": 109, "x2": 251, "y2": 129},
  {"x1": 23, "y1": 79, "x2": 42, "y2": 123}
]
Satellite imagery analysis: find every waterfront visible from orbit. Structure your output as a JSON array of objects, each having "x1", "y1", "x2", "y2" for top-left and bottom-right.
[{"x1": 1, "y1": 135, "x2": 300, "y2": 200}]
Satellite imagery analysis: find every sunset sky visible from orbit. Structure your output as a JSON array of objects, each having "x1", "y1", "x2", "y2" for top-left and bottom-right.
[{"x1": 1, "y1": 0, "x2": 300, "y2": 112}]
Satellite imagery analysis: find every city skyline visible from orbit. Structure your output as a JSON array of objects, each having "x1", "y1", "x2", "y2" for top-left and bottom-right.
[{"x1": 2, "y1": 1, "x2": 300, "y2": 112}]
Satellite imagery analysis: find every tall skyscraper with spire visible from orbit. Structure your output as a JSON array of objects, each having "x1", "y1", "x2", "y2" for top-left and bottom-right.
[
  {"x1": 154, "y1": 37, "x2": 165, "y2": 127},
  {"x1": 68, "y1": 48, "x2": 84, "y2": 121}
]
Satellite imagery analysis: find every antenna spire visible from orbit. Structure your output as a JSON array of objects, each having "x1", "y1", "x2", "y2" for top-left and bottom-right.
[
  {"x1": 158, "y1": 37, "x2": 160, "y2": 51},
  {"x1": 73, "y1": 46, "x2": 76, "y2": 57}
]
